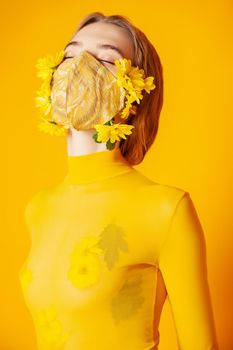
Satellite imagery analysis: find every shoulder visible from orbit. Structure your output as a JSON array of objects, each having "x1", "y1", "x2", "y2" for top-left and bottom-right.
[
  {"x1": 124, "y1": 170, "x2": 190, "y2": 226},
  {"x1": 24, "y1": 188, "x2": 48, "y2": 227},
  {"x1": 155, "y1": 183, "x2": 189, "y2": 223},
  {"x1": 133, "y1": 174, "x2": 189, "y2": 214},
  {"x1": 24, "y1": 182, "x2": 66, "y2": 209},
  {"x1": 24, "y1": 187, "x2": 50, "y2": 210},
  {"x1": 24, "y1": 180, "x2": 70, "y2": 211},
  {"x1": 23, "y1": 185, "x2": 61, "y2": 228}
]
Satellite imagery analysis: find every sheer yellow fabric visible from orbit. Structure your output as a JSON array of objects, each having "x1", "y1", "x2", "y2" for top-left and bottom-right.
[{"x1": 19, "y1": 147, "x2": 218, "y2": 349}]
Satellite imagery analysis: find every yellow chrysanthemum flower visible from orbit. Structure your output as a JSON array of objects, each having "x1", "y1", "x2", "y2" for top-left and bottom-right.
[
  {"x1": 71, "y1": 236, "x2": 104, "y2": 257},
  {"x1": 68, "y1": 253, "x2": 102, "y2": 288},
  {"x1": 116, "y1": 75, "x2": 144, "y2": 104},
  {"x1": 115, "y1": 58, "x2": 145, "y2": 100},
  {"x1": 35, "y1": 50, "x2": 76, "y2": 137},
  {"x1": 120, "y1": 103, "x2": 131, "y2": 120},
  {"x1": 35, "y1": 86, "x2": 51, "y2": 116},
  {"x1": 37, "y1": 117, "x2": 68, "y2": 136},
  {"x1": 37, "y1": 304, "x2": 70, "y2": 346},
  {"x1": 38, "y1": 305, "x2": 62, "y2": 344},
  {"x1": 143, "y1": 76, "x2": 156, "y2": 93},
  {"x1": 120, "y1": 96, "x2": 138, "y2": 120},
  {"x1": 36, "y1": 50, "x2": 65, "y2": 81},
  {"x1": 67, "y1": 236, "x2": 104, "y2": 288},
  {"x1": 94, "y1": 123, "x2": 135, "y2": 144},
  {"x1": 114, "y1": 57, "x2": 156, "y2": 118},
  {"x1": 114, "y1": 57, "x2": 132, "y2": 74}
]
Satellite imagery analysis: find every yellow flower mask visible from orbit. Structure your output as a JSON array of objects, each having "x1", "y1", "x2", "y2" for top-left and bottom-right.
[
  {"x1": 35, "y1": 49, "x2": 156, "y2": 150},
  {"x1": 51, "y1": 50, "x2": 126, "y2": 131}
]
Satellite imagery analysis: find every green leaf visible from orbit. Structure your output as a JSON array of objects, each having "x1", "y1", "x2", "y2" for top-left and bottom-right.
[
  {"x1": 97, "y1": 221, "x2": 129, "y2": 270},
  {"x1": 106, "y1": 140, "x2": 115, "y2": 150},
  {"x1": 105, "y1": 119, "x2": 114, "y2": 126},
  {"x1": 92, "y1": 131, "x2": 102, "y2": 143},
  {"x1": 110, "y1": 273, "x2": 145, "y2": 325}
]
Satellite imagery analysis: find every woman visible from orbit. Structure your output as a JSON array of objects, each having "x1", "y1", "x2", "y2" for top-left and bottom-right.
[{"x1": 19, "y1": 12, "x2": 219, "y2": 350}]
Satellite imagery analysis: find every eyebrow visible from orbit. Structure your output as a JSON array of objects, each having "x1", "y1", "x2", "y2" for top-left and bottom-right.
[{"x1": 64, "y1": 41, "x2": 124, "y2": 57}]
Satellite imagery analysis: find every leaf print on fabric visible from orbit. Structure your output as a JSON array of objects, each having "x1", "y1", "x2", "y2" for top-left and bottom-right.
[
  {"x1": 97, "y1": 221, "x2": 129, "y2": 270},
  {"x1": 67, "y1": 236, "x2": 103, "y2": 288},
  {"x1": 37, "y1": 304, "x2": 70, "y2": 349},
  {"x1": 19, "y1": 263, "x2": 33, "y2": 291},
  {"x1": 110, "y1": 273, "x2": 145, "y2": 325},
  {"x1": 67, "y1": 221, "x2": 129, "y2": 289}
]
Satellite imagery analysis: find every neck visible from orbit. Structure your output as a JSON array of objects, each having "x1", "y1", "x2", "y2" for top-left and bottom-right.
[
  {"x1": 67, "y1": 126, "x2": 119, "y2": 156},
  {"x1": 63, "y1": 128, "x2": 133, "y2": 185}
]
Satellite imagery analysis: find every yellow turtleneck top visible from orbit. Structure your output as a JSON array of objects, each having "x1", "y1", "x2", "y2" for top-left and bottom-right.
[{"x1": 19, "y1": 147, "x2": 219, "y2": 350}]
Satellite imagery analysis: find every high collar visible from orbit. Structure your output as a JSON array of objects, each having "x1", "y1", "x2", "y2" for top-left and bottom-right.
[{"x1": 63, "y1": 147, "x2": 134, "y2": 185}]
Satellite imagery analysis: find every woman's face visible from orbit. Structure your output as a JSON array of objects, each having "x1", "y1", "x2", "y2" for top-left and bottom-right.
[{"x1": 63, "y1": 21, "x2": 135, "y2": 76}]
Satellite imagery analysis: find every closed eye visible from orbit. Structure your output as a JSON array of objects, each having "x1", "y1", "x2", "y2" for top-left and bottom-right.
[
  {"x1": 63, "y1": 56, "x2": 115, "y2": 65},
  {"x1": 100, "y1": 60, "x2": 115, "y2": 65}
]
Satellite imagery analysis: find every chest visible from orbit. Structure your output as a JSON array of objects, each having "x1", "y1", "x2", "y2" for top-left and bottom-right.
[{"x1": 19, "y1": 187, "x2": 164, "y2": 314}]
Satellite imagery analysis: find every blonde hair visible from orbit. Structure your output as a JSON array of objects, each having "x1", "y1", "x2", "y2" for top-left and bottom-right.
[{"x1": 73, "y1": 12, "x2": 164, "y2": 166}]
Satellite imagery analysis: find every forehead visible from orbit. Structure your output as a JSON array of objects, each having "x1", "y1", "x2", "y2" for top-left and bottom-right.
[{"x1": 70, "y1": 22, "x2": 134, "y2": 60}]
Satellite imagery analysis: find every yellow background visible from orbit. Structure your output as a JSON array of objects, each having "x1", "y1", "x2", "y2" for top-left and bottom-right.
[{"x1": 1, "y1": 0, "x2": 232, "y2": 348}]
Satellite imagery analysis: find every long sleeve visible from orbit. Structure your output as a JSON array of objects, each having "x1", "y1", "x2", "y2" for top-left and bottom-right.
[{"x1": 157, "y1": 192, "x2": 219, "y2": 350}]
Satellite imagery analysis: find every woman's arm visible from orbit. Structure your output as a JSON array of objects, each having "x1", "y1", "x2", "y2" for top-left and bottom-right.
[{"x1": 158, "y1": 192, "x2": 219, "y2": 349}]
